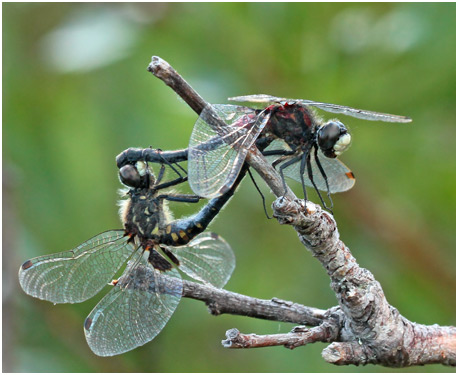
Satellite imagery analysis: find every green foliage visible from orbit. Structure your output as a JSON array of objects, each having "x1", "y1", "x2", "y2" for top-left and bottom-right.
[{"x1": 4, "y1": 3, "x2": 455, "y2": 372}]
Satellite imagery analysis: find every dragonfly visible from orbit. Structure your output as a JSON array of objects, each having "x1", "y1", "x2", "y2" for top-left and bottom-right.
[
  {"x1": 187, "y1": 94, "x2": 412, "y2": 209},
  {"x1": 19, "y1": 160, "x2": 247, "y2": 356}
]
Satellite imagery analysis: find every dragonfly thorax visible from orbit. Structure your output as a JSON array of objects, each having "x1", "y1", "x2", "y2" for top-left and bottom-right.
[
  {"x1": 122, "y1": 188, "x2": 166, "y2": 247},
  {"x1": 266, "y1": 103, "x2": 317, "y2": 150}
]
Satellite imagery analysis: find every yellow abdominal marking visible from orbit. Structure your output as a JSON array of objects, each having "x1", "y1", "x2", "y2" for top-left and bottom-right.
[
  {"x1": 166, "y1": 225, "x2": 172, "y2": 234},
  {"x1": 171, "y1": 233, "x2": 179, "y2": 242},
  {"x1": 179, "y1": 230, "x2": 188, "y2": 241}
]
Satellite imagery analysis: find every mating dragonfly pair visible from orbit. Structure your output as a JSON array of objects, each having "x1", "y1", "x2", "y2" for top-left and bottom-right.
[{"x1": 19, "y1": 82, "x2": 411, "y2": 356}]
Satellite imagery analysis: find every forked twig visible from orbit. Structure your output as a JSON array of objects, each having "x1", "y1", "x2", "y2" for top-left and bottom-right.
[
  {"x1": 146, "y1": 56, "x2": 456, "y2": 367},
  {"x1": 222, "y1": 324, "x2": 335, "y2": 349}
]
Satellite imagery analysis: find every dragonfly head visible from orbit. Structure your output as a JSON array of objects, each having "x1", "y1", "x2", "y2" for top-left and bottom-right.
[
  {"x1": 119, "y1": 161, "x2": 153, "y2": 189},
  {"x1": 317, "y1": 120, "x2": 351, "y2": 158}
]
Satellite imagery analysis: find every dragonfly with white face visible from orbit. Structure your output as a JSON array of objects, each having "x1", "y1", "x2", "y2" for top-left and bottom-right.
[
  {"x1": 187, "y1": 94, "x2": 412, "y2": 209},
  {"x1": 19, "y1": 161, "x2": 247, "y2": 356}
]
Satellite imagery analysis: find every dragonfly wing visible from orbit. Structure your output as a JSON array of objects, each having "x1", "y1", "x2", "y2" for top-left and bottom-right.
[
  {"x1": 228, "y1": 94, "x2": 287, "y2": 105},
  {"x1": 188, "y1": 104, "x2": 264, "y2": 198},
  {"x1": 169, "y1": 232, "x2": 235, "y2": 288},
  {"x1": 283, "y1": 151, "x2": 355, "y2": 193},
  {"x1": 295, "y1": 100, "x2": 412, "y2": 123},
  {"x1": 18, "y1": 230, "x2": 134, "y2": 304},
  {"x1": 229, "y1": 95, "x2": 411, "y2": 123},
  {"x1": 84, "y1": 253, "x2": 182, "y2": 357}
]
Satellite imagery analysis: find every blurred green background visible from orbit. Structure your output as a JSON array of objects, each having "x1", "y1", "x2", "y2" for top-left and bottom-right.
[{"x1": 3, "y1": 3, "x2": 455, "y2": 373}]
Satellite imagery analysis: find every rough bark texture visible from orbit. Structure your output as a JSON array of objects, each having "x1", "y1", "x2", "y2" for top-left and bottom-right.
[
  {"x1": 144, "y1": 56, "x2": 456, "y2": 367},
  {"x1": 272, "y1": 197, "x2": 456, "y2": 366}
]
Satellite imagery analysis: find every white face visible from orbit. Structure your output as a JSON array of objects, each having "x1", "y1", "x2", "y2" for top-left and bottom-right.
[
  {"x1": 333, "y1": 133, "x2": 351, "y2": 156},
  {"x1": 135, "y1": 161, "x2": 148, "y2": 176}
]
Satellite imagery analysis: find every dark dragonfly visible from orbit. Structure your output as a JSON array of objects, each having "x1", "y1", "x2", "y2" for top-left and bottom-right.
[
  {"x1": 187, "y1": 94, "x2": 412, "y2": 208},
  {"x1": 19, "y1": 160, "x2": 246, "y2": 356}
]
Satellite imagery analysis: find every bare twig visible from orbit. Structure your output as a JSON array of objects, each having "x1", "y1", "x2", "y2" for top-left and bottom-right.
[
  {"x1": 146, "y1": 56, "x2": 456, "y2": 367},
  {"x1": 222, "y1": 324, "x2": 336, "y2": 349},
  {"x1": 182, "y1": 280, "x2": 327, "y2": 326}
]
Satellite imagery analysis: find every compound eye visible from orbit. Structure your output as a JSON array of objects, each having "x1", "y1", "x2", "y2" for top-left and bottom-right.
[
  {"x1": 317, "y1": 121, "x2": 348, "y2": 157},
  {"x1": 119, "y1": 164, "x2": 141, "y2": 188}
]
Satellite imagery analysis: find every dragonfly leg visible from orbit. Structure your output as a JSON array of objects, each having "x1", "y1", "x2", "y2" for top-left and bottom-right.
[
  {"x1": 154, "y1": 176, "x2": 189, "y2": 191},
  {"x1": 156, "y1": 149, "x2": 188, "y2": 179},
  {"x1": 151, "y1": 157, "x2": 189, "y2": 191},
  {"x1": 155, "y1": 164, "x2": 166, "y2": 185},
  {"x1": 278, "y1": 155, "x2": 302, "y2": 196},
  {"x1": 299, "y1": 152, "x2": 309, "y2": 202},
  {"x1": 247, "y1": 168, "x2": 271, "y2": 219},
  {"x1": 313, "y1": 145, "x2": 333, "y2": 210},
  {"x1": 150, "y1": 152, "x2": 189, "y2": 190},
  {"x1": 306, "y1": 151, "x2": 332, "y2": 214}
]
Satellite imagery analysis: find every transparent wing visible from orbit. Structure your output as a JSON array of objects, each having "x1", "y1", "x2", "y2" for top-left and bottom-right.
[
  {"x1": 18, "y1": 230, "x2": 134, "y2": 304},
  {"x1": 229, "y1": 94, "x2": 412, "y2": 123},
  {"x1": 262, "y1": 139, "x2": 294, "y2": 164},
  {"x1": 84, "y1": 252, "x2": 182, "y2": 357},
  {"x1": 282, "y1": 150, "x2": 355, "y2": 193},
  {"x1": 169, "y1": 232, "x2": 235, "y2": 288},
  {"x1": 188, "y1": 104, "x2": 267, "y2": 198},
  {"x1": 229, "y1": 94, "x2": 286, "y2": 105}
]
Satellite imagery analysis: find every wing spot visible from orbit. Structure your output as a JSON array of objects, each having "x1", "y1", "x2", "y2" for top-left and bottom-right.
[
  {"x1": 84, "y1": 317, "x2": 93, "y2": 331},
  {"x1": 21, "y1": 260, "x2": 33, "y2": 270},
  {"x1": 345, "y1": 171, "x2": 355, "y2": 179}
]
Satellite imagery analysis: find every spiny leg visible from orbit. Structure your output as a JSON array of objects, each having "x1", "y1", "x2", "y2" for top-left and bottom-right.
[
  {"x1": 157, "y1": 149, "x2": 188, "y2": 179},
  {"x1": 247, "y1": 167, "x2": 271, "y2": 219},
  {"x1": 299, "y1": 150, "x2": 309, "y2": 200},
  {"x1": 153, "y1": 161, "x2": 189, "y2": 191},
  {"x1": 154, "y1": 176, "x2": 189, "y2": 191},
  {"x1": 313, "y1": 145, "x2": 333, "y2": 210},
  {"x1": 306, "y1": 151, "x2": 332, "y2": 213},
  {"x1": 155, "y1": 163, "x2": 166, "y2": 185},
  {"x1": 278, "y1": 154, "x2": 303, "y2": 196}
]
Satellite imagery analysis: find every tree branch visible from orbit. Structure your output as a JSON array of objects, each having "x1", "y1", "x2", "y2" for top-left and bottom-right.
[
  {"x1": 222, "y1": 324, "x2": 335, "y2": 349},
  {"x1": 146, "y1": 56, "x2": 456, "y2": 367},
  {"x1": 182, "y1": 279, "x2": 327, "y2": 326}
]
